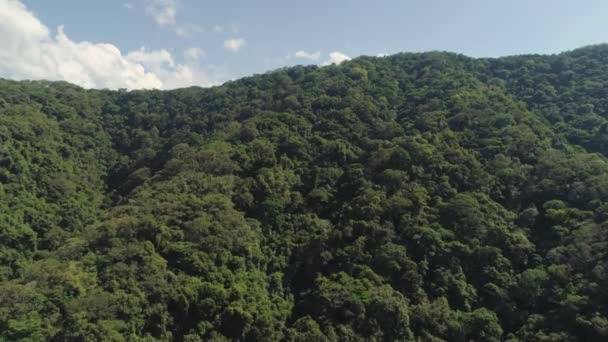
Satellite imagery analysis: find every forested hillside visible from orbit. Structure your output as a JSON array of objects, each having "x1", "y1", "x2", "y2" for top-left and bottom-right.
[{"x1": 3, "y1": 45, "x2": 608, "y2": 341}]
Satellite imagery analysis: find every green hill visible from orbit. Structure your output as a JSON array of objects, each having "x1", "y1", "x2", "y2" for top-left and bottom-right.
[{"x1": 2, "y1": 45, "x2": 608, "y2": 341}]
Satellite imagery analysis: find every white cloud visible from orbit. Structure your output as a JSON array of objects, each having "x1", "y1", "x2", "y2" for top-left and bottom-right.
[
  {"x1": 145, "y1": 0, "x2": 177, "y2": 27},
  {"x1": 127, "y1": 47, "x2": 175, "y2": 68},
  {"x1": 174, "y1": 26, "x2": 186, "y2": 37},
  {"x1": 295, "y1": 50, "x2": 321, "y2": 61},
  {"x1": 174, "y1": 23, "x2": 203, "y2": 38},
  {"x1": 213, "y1": 24, "x2": 238, "y2": 34},
  {"x1": 157, "y1": 63, "x2": 218, "y2": 89},
  {"x1": 184, "y1": 47, "x2": 205, "y2": 61},
  {"x1": 0, "y1": 0, "x2": 220, "y2": 89},
  {"x1": 142, "y1": 0, "x2": 208, "y2": 40},
  {"x1": 123, "y1": 2, "x2": 135, "y2": 10},
  {"x1": 144, "y1": 0, "x2": 204, "y2": 38},
  {"x1": 323, "y1": 51, "x2": 351, "y2": 65},
  {"x1": 127, "y1": 47, "x2": 219, "y2": 89},
  {"x1": 223, "y1": 38, "x2": 245, "y2": 52}
]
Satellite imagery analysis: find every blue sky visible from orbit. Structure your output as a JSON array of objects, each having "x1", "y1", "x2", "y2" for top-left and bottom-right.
[{"x1": 3, "y1": 0, "x2": 608, "y2": 89}]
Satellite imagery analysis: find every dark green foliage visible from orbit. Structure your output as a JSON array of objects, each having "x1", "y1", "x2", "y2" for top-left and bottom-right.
[{"x1": 3, "y1": 45, "x2": 608, "y2": 340}]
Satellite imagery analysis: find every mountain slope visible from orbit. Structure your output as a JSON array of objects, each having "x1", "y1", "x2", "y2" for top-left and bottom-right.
[{"x1": 2, "y1": 45, "x2": 608, "y2": 341}]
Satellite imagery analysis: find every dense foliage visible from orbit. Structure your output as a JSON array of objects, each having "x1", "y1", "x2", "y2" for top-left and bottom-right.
[{"x1": 3, "y1": 45, "x2": 608, "y2": 341}]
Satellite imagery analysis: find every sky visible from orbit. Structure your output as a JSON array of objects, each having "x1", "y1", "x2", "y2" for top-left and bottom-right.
[{"x1": 2, "y1": 0, "x2": 608, "y2": 90}]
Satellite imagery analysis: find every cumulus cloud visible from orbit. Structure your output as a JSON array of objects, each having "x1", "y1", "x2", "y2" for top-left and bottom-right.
[
  {"x1": 224, "y1": 38, "x2": 246, "y2": 52},
  {"x1": 323, "y1": 51, "x2": 351, "y2": 65},
  {"x1": 127, "y1": 47, "x2": 175, "y2": 68},
  {"x1": 295, "y1": 50, "x2": 321, "y2": 61},
  {"x1": 145, "y1": 0, "x2": 177, "y2": 26},
  {"x1": 0, "y1": 0, "x2": 219, "y2": 89},
  {"x1": 127, "y1": 47, "x2": 219, "y2": 89}
]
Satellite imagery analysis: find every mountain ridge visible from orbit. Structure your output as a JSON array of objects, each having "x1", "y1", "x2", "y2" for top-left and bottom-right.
[{"x1": 1, "y1": 44, "x2": 608, "y2": 341}]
